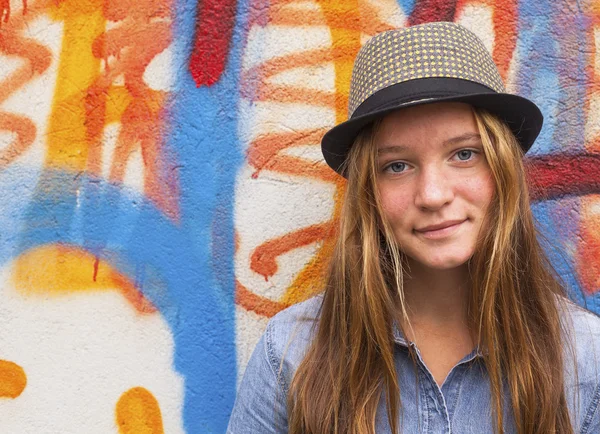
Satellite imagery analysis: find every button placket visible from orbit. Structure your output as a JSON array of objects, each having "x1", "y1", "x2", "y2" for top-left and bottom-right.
[{"x1": 411, "y1": 343, "x2": 452, "y2": 434}]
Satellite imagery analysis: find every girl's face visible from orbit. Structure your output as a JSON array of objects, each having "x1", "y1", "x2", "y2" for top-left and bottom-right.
[{"x1": 374, "y1": 102, "x2": 495, "y2": 271}]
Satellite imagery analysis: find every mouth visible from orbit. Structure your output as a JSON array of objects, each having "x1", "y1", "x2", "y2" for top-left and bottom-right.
[{"x1": 414, "y1": 219, "x2": 467, "y2": 239}]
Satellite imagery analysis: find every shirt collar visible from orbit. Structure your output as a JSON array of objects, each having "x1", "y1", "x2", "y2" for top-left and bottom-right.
[{"x1": 392, "y1": 321, "x2": 485, "y2": 358}]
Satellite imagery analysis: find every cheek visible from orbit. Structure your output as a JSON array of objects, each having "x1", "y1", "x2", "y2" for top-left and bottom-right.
[
  {"x1": 460, "y1": 172, "x2": 495, "y2": 209},
  {"x1": 378, "y1": 184, "x2": 411, "y2": 222}
]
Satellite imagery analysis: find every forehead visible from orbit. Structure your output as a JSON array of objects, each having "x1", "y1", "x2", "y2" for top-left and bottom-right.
[{"x1": 375, "y1": 102, "x2": 478, "y2": 149}]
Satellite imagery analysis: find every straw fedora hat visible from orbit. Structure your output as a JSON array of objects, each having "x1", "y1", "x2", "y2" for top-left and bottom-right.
[{"x1": 321, "y1": 21, "x2": 543, "y2": 176}]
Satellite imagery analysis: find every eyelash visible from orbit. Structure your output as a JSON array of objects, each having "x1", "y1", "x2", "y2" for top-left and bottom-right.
[{"x1": 381, "y1": 148, "x2": 479, "y2": 174}]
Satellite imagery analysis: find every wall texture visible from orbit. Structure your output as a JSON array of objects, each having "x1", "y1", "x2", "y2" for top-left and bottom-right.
[{"x1": 1, "y1": 0, "x2": 600, "y2": 432}]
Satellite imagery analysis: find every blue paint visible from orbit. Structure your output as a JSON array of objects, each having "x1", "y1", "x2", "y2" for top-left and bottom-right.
[
  {"x1": 9, "y1": 164, "x2": 236, "y2": 433},
  {"x1": 397, "y1": 0, "x2": 416, "y2": 16},
  {"x1": 517, "y1": 0, "x2": 599, "y2": 311},
  {"x1": 1, "y1": 0, "x2": 250, "y2": 431},
  {"x1": 548, "y1": 9, "x2": 590, "y2": 154},
  {"x1": 169, "y1": 0, "x2": 249, "y2": 431},
  {"x1": 530, "y1": 198, "x2": 599, "y2": 309},
  {"x1": 516, "y1": 0, "x2": 591, "y2": 155},
  {"x1": 515, "y1": 0, "x2": 561, "y2": 155}
]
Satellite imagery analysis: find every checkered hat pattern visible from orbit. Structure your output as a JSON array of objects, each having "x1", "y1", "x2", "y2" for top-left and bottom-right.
[{"x1": 348, "y1": 22, "x2": 505, "y2": 118}]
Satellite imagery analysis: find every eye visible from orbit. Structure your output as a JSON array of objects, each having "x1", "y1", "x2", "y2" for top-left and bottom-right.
[
  {"x1": 455, "y1": 149, "x2": 474, "y2": 161},
  {"x1": 385, "y1": 161, "x2": 408, "y2": 173}
]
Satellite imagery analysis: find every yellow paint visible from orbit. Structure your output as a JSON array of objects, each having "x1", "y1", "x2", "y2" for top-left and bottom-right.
[
  {"x1": 116, "y1": 387, "x2": 164, "y2": 434},
  {"x1": 0, "y1": 360, "x2": 27, "y2": 398},
  {"x1": 103, "y1": 85, "x2": 164, "y2": 125},
  {"x1": 46, "y1": 0, "x2": 105, "y2": 170},
  {"x1": 12, "y1": 244, "x2": 157, "y2": 314},
  {"x1": 282, "y1": 0, "x2": 361, "y2": 305}
]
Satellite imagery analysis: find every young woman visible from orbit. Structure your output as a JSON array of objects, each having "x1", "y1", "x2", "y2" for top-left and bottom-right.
[{"x1": 227, "y1": 22, "x2": 600, "y2": 434}]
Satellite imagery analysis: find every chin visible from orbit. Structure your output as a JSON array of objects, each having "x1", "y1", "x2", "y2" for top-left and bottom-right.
[{"x1": 410, "y1": 251, "x2": 473, "y2": 271}]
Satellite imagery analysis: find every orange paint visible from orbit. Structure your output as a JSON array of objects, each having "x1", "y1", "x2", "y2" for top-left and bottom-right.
[
  {"x1": 237, "y1": 0, "x2": 363, "y2": 315},
  {"x1": 578, "y1": 197, "x2": 600, "y2": 295},
  {"x1": 0, "y1": 360, "x2": 27, "y2": 398},
  {"x1": 491, "y1": 0, "x2": 518, "y2": 82},
  {"x1": 0, "y1": 0, "x2": 53, "y2": 169},
  {"x1": 455, "y1": 0, "x2": 517, "y2": 82},
  {"x1": 236, "y1": 281, "x2": 289, "y2": 317},
  {"x1": 116, "y1": 387, "x2": 164, "y2": 434},
  {"x1": 251, "y1": 222, "x2": 333, "y2": 279},
  {"x1": 13, "y1": 244, "x2": 157, "y2": 314},
  {"x1": 577, "y1": 7, "x2": 600, "y2": 295},
  {"x1": 585, "y1": 12, "x2": 600, "y2": 149},
  {"x1": 83, "y1": 0, "x2": 178, "y2": 221}
]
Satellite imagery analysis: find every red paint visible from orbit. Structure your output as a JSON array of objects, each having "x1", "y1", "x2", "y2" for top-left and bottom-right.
[
  {"x1": 408, "y1": 0, "x2": 458, "y2": 25},
  {"x1": 0, "y1": 0, "x2": 9, "y2": 25},
  {"x1": 0, "y1": 0, "x2": 29, "y2": 25},
  {"x1": 93, "y1": 256, "x2": 100, "y2": 282},
  {"x1": 189, "y1": 0, "x2": 237, "y2": 87},
  {"x1": 526, "y1": 154, "x2": 600, "y2": 201}
]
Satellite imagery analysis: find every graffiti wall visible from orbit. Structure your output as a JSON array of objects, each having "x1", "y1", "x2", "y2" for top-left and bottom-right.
[{"x1": 0, "y1": 0, "x2": 599, "y2": 432}]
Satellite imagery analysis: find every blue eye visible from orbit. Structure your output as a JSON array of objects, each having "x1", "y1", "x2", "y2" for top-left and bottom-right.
[
  {"x1": 456, "y1": 150, "x2": 473, "y2": 161},
  {"x1": 387, "y1": 162, "x2": 407, "y2": 173}
]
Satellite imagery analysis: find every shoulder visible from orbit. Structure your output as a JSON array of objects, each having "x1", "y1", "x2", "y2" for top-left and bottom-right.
[
  {"x1": 269, "y1": 293, "x2": 323, "y2": 330},
  {"x1": 263, "y1": 294, "x2": 323, "y2": 392},
  {"x1": 559, "y1": 298, "x2": 600, "y2": 432},
  {"x1": 560, "y1": 298, "x2": 600, "y2": 377},
  {"x1": 561, "y1": 298, "x2": 600, "y2": 368}
]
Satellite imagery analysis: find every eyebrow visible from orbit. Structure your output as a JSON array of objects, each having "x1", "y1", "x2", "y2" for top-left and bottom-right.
[{"x1": 377, "y1": 132, "x2": 482, "y2": 155}]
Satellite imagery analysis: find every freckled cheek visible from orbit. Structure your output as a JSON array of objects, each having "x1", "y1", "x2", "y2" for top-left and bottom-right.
[
  {"x1": 457, "y1": 174, "x2": 496, "y2": 209},
  {"x1": 378, "y1": 187, "x2": 412, "y2": 223}
]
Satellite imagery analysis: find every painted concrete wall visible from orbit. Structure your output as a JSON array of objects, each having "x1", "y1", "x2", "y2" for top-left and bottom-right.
[{"x1": 1, "y1": 0, "x2": 599, "y2": 432}]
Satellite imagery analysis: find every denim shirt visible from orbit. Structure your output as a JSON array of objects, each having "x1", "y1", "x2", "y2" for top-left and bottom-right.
[{"x1": 227, "y1": 295, "x2": 600, "y2": 433}]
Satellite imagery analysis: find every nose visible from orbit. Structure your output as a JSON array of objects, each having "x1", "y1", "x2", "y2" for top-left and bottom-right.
[{"x1": 414, "y1": 165, "x2": 454, "y2": 211}]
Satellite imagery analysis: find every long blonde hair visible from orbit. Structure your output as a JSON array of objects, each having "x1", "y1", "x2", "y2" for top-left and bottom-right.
[{"x1": 287, "y1": 107, "x2": 574, "y2": 434}]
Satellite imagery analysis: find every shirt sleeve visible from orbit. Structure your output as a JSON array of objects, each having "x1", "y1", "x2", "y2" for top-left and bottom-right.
[{"x1": 227, "y1": 322, "x2": 289, "y2": 433}]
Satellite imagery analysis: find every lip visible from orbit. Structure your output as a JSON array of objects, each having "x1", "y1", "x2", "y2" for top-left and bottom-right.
[{"x1": 414, "y1": 219, "x2": 467, "y2": 239}]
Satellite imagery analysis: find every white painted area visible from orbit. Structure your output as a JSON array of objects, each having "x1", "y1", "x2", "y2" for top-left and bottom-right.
[
  {"x1": 0, "y1": 56, "x2": 23, "y2": 81},
  {"x1": 235, "y1": 306, "x2": 270, "y2": 388},
  {"x1": 268, "y1": 63, "x2": 335, "y2": 93},
  {"x1": 281, "y1": 144, "x2": 325, "y2": 162},
  {"x1": 0, "y1": 15, "x2": 63, "y2": 170},
  {"x1": 235, "y1": 163, "x2": 335, "y2": 301},
  {"x1": 585, "y1": 93, "x2": 600, "y2": 147},
  {"x1": 284, "y1": 1, "x2": 321, "y2": 12},
  {"x1": 246, "y1": 101, "x2": 335, "y2": 144},
  {"x1": 122, "y1": 144, "x2": 145, "y2": 195},
  {"x1": 595, "y1": 27, "x2": 600, "y2": 76},
  {"x1": 0, "y1": 264, "x2": 185, "y2": 434},
  {"x1": 144, "y1": 44, "x2": 174, "y2": 91},
  {"x1": 235, "y1": 3, "x2": 338, "y2": 368},
  {"x1": 505, "y1": 47, "x2": 520, "y2": 94},
  {"x1": 367, "y1": 0, "x2": 406, "y2": 30},
  {"x1": 242, "y1": 25, "x2": 332, "y2": 72},
  {"x1": 236, "y1": 98, "x2": 257, "y2": 152},
  {"x1": 583, "y1": 194, "x2": 600, "y2": 216},
  {"x1": 0, "y1": 131, "x2": 17, "y2": 152},
  {"x1": 456, "y1": 5, "x2": 495, "y2": 55},
  {"x1": 101, "y1": 123, "x2": 120, "y2": 181}
]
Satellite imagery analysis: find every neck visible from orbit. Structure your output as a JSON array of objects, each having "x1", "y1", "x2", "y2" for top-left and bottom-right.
[{"x1": 400, "y1": 260, "x2": 471, "y2": 329}]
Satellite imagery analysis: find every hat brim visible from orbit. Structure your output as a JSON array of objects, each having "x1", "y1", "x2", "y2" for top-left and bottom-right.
[{"x1": 321, "y1": 86, "x2": 543, "y2": 177}]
